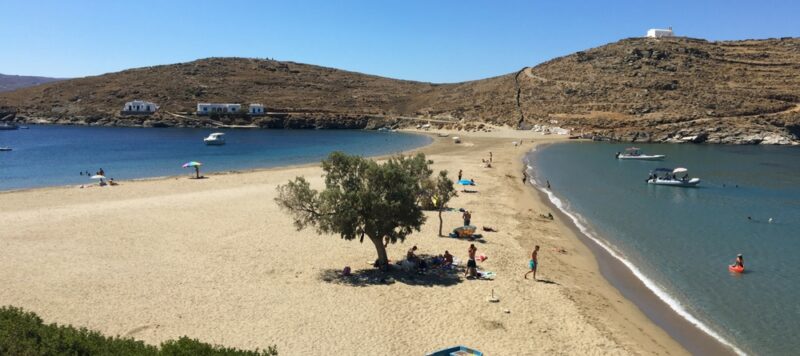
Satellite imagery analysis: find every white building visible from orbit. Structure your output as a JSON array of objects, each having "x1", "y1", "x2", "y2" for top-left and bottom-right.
[
  {"x1": 249, "y1": 103, "x2": 265, "y2": 115},
  {"x1": 122, "y1": 100, "x2": 158, "y2": 114},
  {"x1": 197, "y1": 103, "x2": 241, "y2": 115},
  {"x1": 646, "y1": 27, "x2": 674, "y2": 38}
]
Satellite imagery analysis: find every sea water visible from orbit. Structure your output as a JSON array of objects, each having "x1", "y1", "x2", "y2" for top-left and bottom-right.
[
  {"x1": 529, "y1": 142, "x2": 800, "y2": 355},
  {"x1": 0, "y1": 125, "x2": 431, "y2": 191}
]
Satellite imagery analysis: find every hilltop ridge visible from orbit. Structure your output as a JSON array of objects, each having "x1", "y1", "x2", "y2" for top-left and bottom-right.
[{"x1": 1, "y1": 36, "x2": 798, "y2": 144}]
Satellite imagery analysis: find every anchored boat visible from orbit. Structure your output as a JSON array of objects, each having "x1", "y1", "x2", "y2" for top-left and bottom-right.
[
  {"x1": 203, "y1": 132, "x2": 226, "y2": 145},
  {"x1": 647, "y1": 167, "x2": 701, "y2": 187},
  {"x1": 616, "y1": 147, "x2": 665, "y2": 160}
]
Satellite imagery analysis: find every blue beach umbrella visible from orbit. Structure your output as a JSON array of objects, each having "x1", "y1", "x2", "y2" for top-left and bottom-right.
[{"x1": 182, "y1": 161, "x2": 203, "y2": 178}]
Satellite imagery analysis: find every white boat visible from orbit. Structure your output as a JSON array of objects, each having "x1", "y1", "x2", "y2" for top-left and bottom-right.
[
  {"x1": 0, "y1": 147, "x2": 12, "y2": 152},
  {"x1": 647, "y1": 167, "x2": 701, "y2": 187},
  {"x1": 616, "y1": 147, "x2": 665, "y2": 160},
  {"x1": 203, "y1": 132, "x2": 226, "y2": 145}
]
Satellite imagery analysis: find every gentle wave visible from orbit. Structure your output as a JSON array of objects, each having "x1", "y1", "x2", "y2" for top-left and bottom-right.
[{"x1": 524, "y1": 157, "x2": 746, "y2": 356}]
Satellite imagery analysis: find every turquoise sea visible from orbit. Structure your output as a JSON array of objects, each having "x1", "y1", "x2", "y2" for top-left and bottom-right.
[
  {"x1": 529, "y1": 142, "x2": 800, "y2": 356},
  {"x1": 0, "y1": 125, "x2": 431, "y2": 191}
]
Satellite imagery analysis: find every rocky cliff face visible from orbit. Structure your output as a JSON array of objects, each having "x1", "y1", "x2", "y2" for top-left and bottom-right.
[{"x1": 1, "y1": 37, "x2": 799, "y2": 144}]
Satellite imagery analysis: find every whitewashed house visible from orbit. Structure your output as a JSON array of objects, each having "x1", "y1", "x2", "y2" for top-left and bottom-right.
[
  {"x1": 121, "y1": 100, "x2": 158, "y2": 114},
  {"x1": 197, "y1": 103, "x2": 241, "y2": 115},
  {"x1": 646, "y1": 27, "x2": 674, "y2": 38},
  {"x1": 249, "y1": 103, "x2": 265, "y2": 115}
]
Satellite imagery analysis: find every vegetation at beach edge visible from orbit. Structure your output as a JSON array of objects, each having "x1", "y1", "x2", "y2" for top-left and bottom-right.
[{"x1": 0, "y1": 305, "x2": 278, "y2": 355}]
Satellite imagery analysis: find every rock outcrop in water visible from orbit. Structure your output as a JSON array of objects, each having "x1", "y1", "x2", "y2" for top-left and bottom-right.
[{"x1": 1, "y1": 37, "x2": 799, "y2": 144}]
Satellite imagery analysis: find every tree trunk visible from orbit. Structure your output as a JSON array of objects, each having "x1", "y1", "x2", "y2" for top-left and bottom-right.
[
  {"x1": 438, "y1": 209, "x2": 444, "y2": 237},
  {"x1": 370, "y1": 235, "x2": 390, "y2": 271}
]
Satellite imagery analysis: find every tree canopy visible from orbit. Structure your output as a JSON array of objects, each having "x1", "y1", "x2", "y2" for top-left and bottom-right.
[{"x1": 275, "y1": 151, "x2": 441, "y2": 269}]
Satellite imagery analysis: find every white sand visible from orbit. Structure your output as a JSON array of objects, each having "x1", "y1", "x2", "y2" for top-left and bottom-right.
[{"x1": 0, "y1": 127, "x2": 686, "y2": 355}]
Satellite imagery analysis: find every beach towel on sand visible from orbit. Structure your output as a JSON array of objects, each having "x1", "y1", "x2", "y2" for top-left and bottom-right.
[{"x1": 478, "y1": 271, "x2": 496, "y2": 280}]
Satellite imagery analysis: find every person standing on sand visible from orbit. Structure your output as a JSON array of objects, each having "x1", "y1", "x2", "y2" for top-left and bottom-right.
[
  {"x1": 524, "y1": 245, "x2": 540, "y2": 280},
  {"x1": 489, "y1": 152, "x2": 493, "y2": 162},
  {"x1": 458, "y1": 169, "x2": 463, "y2": 181},
  {"x1": 465, "y1": 244, "x2": 478, "y2": 278},
  {"x1": 522, "y1": 171, "x2": 528, "y2": 183},
  {"x1": 462, "y1": 210, "x2": 471, "y2": 226}
]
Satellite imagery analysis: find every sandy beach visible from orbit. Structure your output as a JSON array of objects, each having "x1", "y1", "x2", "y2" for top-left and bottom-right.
[{"x1": 0, "y1": 128, "x2": 688, "y2": 355}]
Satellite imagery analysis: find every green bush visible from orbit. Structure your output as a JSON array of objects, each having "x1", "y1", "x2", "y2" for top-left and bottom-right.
[{"x1": 0, "y1": 306, "x2": 277, "y2": 356}]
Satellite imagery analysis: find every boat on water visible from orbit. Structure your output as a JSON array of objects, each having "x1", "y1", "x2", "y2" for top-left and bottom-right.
[
  {"x1": 203, "y1": 132, "x2": 226, "y2": 145},
  {"x1": 647, "y1": 167, "x2": 701, "y2": 187},
  {"x1": 616, "y1": 147, "x2": 665, "y2": 160},
  {"x1": 0, "y1": 123, "x2": 19, "y2": 130},
  {"x1": 0, "y1": 147, "x2": 12, "y2": 152}
]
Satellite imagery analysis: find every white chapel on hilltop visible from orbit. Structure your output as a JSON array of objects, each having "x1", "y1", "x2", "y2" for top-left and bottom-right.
[{"x1": 646, "y1": 27, "x2": 674, "y2": 38}]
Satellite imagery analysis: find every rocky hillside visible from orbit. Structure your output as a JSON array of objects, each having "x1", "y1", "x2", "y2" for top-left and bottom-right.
[
  {"x1": 0, "y1": 74, "x2": 64, "y2": 93},
  {"x1": 1, "y1": 37, "x2": 798, "y2": 144}
]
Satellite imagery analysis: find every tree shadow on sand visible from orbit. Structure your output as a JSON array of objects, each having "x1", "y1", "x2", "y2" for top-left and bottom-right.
[{"x1": 319, "y1": 257, "x2": 465, "y2": 287}]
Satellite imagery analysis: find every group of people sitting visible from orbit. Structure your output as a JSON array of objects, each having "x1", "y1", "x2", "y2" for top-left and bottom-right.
[{"x1": 404, "y1": 245, "x2": 455, "y2": 272}]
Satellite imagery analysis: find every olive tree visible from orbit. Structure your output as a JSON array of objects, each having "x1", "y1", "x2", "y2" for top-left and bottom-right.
[
  {"x1": 275, "y1": 152, "x2": 435, "y2": 270},
  {"x1": 430, "y1": 171, "x2": 457, "y2": 236}
]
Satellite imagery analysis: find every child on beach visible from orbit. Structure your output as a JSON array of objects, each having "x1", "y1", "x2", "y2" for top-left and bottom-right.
[{"x1": 524, "y1": 245, "x2": 540, "y2": 280}]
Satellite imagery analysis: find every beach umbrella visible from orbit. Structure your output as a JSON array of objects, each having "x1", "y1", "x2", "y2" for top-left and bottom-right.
[
  {"x1": 182, "y1": 161, "x2": 203, "y2": 178},
  {"x1": 458, "y1": 179, "x2": 476, "y2": 186},
  {"x1": 90, "y1": 175, "x2": 106, "y2": 180}
]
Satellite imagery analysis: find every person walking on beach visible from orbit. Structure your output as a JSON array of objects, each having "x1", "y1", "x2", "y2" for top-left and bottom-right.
[
  {"x1": 522, "y1": 171, "x2": 528, "y2": 183},
  {"x1": 489, "y1": 151, "x2": 493, "y2": 163},
  {"x1": 465, "y1": 244, "x2": 478, "y2": 278},
  {"x1": 458, "y1": 169, "x2": 463, "y2": 181},
  {"x1": 524, "y1": 245, "x2": 540, "y2": 280},
  {"x1": 462, "y1": 210, "x2": 471, "y2": 226}
]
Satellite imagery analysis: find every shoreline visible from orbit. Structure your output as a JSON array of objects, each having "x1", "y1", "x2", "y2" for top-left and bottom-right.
[
  {"x1": 0, "y1": 128, "x2": 689, "y2": 354},
  {"x1": 0, "y1": 129, "x2": 435, "y2": 195},
  {"x1": 526, "y1": 142, "x2": 741, "y2": 355}
]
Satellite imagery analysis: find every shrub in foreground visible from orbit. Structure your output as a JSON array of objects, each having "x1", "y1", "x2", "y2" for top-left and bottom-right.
[{"x1": 0, "y1": 306, "x2": 277, "y2": 355}]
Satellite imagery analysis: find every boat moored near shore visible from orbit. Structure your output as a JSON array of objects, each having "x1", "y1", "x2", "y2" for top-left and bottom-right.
[
  {"x1": 647, "y1": 167, "x2": 700, "y2": 187},
  {"x1": 203, "y1": 132, "x2": 226, "y2": 145},
  {"x1": 616, "y1": 147, "x2": 665, "y2": 160}
]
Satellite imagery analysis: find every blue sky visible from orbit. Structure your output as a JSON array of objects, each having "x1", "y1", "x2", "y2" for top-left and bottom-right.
[{"x1": 2, "y1": 0, "x2": 798, "y2": 83}]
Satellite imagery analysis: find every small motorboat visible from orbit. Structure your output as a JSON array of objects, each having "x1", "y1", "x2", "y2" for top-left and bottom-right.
[
  {"x1": 203, "y1": 132, "x2": 226, "y2": 145},
  {"x1": 0, "y1": 123, "x2": 18, "y2": 130},
  {"x1": 616, "y1": 147, "x2": 665, "y2": 160},
  {"x1": 0, "y1": 147, "x2": 12, "y2": 152},
  {"x1": 647, "y1": 167, "x2": 701, "y2": 187}
]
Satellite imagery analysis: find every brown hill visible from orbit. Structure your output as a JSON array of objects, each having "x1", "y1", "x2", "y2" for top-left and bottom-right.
[
  {"x1": 1, "y1": 37, "x2": 799, "y2": 144},
  {"x1": 0, "y1": 73, "x2": 64, "y2": 93}
]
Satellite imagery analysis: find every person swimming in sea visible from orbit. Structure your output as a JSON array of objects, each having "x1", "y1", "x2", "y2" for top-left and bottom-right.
[{"x1": 731, "y1": 254, "x2": 744, "y2": 269}]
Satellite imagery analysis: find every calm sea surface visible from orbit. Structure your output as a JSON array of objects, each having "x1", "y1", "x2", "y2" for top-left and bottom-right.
[
  {"x1": 530, "y1": 142, "x2": 800, "y2": 356},
  {"x1": 0, "y1": 125, "x2": 431, "y2": 191}
]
